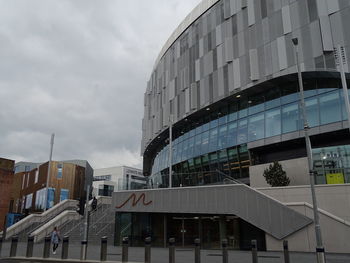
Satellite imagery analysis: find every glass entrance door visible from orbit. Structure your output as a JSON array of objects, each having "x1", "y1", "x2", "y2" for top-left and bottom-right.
[{"x1": 168, "y1": 214, "x2": 199, "y2": 247}]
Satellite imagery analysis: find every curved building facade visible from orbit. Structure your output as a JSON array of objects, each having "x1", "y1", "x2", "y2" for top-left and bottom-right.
[{"x1": 142, "y1": 0, "x2": 350, "y2": 188}]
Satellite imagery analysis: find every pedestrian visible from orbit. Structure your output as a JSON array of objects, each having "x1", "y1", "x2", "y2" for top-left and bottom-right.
[
  {"x1": 51, "y1": 227, "x2": 61, "y2": 255},
  {"x1": 92, "y1": 196, "x2": 97, "y2": 211}
]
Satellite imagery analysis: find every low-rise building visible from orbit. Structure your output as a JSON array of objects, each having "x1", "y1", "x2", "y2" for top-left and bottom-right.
[
  {"x1": 93, "y1": 166, "x2": 146, "y2": 197},
  {"x1": 11, "y1": 160, "x2": 93, "y2": 213},
  {"x1": 0, "y1": 158, "x2": 15, "y2": 231}
]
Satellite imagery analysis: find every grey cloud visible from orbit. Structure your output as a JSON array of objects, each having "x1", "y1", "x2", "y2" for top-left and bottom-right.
[{"x1": 0, "y1": 0, "x2": 201, "y2": 169}]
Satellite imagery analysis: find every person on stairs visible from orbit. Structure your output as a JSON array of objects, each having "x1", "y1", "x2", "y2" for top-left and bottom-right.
[{"x1": 51, "y1": 226, "x2": 61, "y2": 255}]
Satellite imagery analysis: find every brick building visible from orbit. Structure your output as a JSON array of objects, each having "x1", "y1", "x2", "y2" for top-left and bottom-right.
[
  {"x1": 11, "y1": 160, "x2": 92, "y2": 213},
  {"x1": 0, "y1": 158, "x2": 15, "y2": 231}
]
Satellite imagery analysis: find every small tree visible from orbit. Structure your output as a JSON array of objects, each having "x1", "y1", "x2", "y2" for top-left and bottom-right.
[{"x1": 263, "y1": 161, "x2": 290, "y2": 187}]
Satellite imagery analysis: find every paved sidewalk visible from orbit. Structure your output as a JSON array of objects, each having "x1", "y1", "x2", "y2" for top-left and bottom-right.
[{"x1": 1, "y1": 241, "x2": 350, "y2": 263}]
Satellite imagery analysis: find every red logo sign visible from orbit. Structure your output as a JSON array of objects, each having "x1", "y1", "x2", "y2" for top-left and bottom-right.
[{"x1": 116, "y1": 193, "x2": 152, "y2": 208}]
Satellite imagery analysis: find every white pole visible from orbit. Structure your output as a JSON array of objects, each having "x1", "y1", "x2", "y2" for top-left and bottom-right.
[
  {"x1": 81, "y1": 184, "x2": 90, "y2": 260},
  {"x1": 336, "y1": 45, "x2": 350, "y2": 132},
  {"x1": 292, "y1": 38, "x2": 326, "y2": 263},
  {"x1": 168, "y1": 115, "x2": 173, "y2": 188},
  {"x1": 44, "y1": 133, "x2": 55, "y2": 211}
]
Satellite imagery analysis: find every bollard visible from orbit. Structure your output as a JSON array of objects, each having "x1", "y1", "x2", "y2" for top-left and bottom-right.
[
  {"x1": 194, "y1": 238, "x2": 200, "y2": 263},
  {"x1": 0, "y1": 235, "x2": 3, "y2": 258},
  {"x1": 316, "y1": 247, "x2": 326, "y2": 263},
  {"x1": 144, "y1": 237, "x2": 151, "y2": 263},
  {"x1": 122, "y1": 237, "x2": 129, "y2": 263},
  {"x1": 283, "y1": 240, "x2": 290, "y2": 263},
  {"x1": 10, "y1": 236, "x2": 18, "y2": 257},
  {"x1": 43, "y1": 235, "x2": 51, "y2": 258},
  {"x1": 169, "y1": 238, "x2": 175, "y2": 263},
  {"x1": 222, "y1": 239, "x2": 228, "y2": 263},
  {"x1": 26, "y1": 235, "x2": 34, "y2": 258},
  {"x1": 80, "y1": 240, "x2": 88, "y2": 260},
  {"x1": 251, "y1": 240, "x2": 258, "y2": 263},
  {"x1": 100, "y1": 236, "x2": 108, "y2": 261},
  {"x1": 61, "y1": 236, "x2": 69, "y2": 260}
]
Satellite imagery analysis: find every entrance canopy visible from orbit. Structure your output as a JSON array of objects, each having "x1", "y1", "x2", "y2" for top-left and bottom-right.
[{"x1": 112, "y1": 184, "x2": 312, "y2": 240}]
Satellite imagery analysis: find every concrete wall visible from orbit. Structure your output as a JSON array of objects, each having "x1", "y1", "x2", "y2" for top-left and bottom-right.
[
  {"x1": 249, "y1": 157, "x2": 309, "y2": 188},
  {"x1": 259, "y1": 184, "x2": 350, "y2": 253},
  {"x1": 266, "y1": 202, "x2": 350, "y2": 253},
  {"x1": 258, "y1": 184, "x2": 350, "y2": 222}
]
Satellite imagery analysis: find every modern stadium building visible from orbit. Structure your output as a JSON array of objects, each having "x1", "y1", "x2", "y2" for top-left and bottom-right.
[{"x1": 112, "y1": 0, "x2": 350, "y2": 253}]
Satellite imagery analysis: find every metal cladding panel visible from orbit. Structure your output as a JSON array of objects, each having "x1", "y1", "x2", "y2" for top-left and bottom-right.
[
  {"x1": 113, "y1": 185, "x2": 312, "y2": 240},
  {"x1": 317, "y1": 0, "x2": 328, "y2": 16},
  {"x1": 319, "y1": 16, "x2": 334, "y2": 51},
  {"x1": 233, "y1": 58, "x2": 241, "y2": 89},
  {"x1": 247, "y1": 0, "x2": 255, "y2": 26},
  {"x1": 277, "y1": 36, "x2": 287, "y2": 70},
  {"x1": 141, "y1": 0, "x2": 350, "y2": 154},
  {"x1": 218, "y1": 67, "x2": 225, "y2": 97},
  {"x1": 327, "y1": 0, "x2": 340, "y2": 15},
  {"x1": 249, "y1": 49, "x2": 259, "y2": 80},
  {"x1": 216, "y1": 25, "x2": 223, "y2": 46},
  {"x1": 282, "y1": 5, "x2": 292, "y2": 34}
]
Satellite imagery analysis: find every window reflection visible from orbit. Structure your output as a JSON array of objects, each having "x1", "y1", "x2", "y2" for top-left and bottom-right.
[{"x1": 150, "y1": 79, "x2": 347, "y2": 182}]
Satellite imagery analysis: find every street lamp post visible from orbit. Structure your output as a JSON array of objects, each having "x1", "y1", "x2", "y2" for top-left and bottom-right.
[
  {"x1": 292, "y1": 38, "x2": 326, "y2": 263},
  {"x1": 44, "y1": 133, "x2": 55, "y2": 211}
]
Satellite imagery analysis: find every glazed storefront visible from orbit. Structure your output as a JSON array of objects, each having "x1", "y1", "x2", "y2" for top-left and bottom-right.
[
  {"x1": 112, "y1": 185, "x2": 312, "y2": 250},
  {"x1": 115, "y1": 212, "x2": 265, "y2": 250}
]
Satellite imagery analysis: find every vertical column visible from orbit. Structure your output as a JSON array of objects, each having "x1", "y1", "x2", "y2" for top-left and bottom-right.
[
  {"x1": 283, "y1": 240, "x2": 290, "y2": 263},
  {"x1": 219, "y1": 216, "x2": 227, "y2": 247},
  {"x1": 194, "y1": 238, "x2": 201, "y2": 263},
  {"x1": 100, "y1": 236, "x2": 107, "y2": 262},
  {"x1": 122, "y1": 237, "x2": 129, "y2": 263},
  {"x1": 222, "y1": 239, "x2": 228, "y2": 263},
  {"x1": 251, "y1": 240, "x2": 258, "y2": 263},
  {"x1": 0, "y1": 235, "x2": 3, "y2": 257},
  {"x1": 43, "y1": 236, "x2": 51, "y2": 258},
  {"x1": 10, "y1": 236, "x2": 18, "y2": 257},
  {"x1": 61, "y1": 236, "x2": 69, "y2": 260},
  {"x1": 168, "y1": 238, "x2": 175, "y2": 263},
  {"x1": 144, "y1": 237, "x2": 151, "y2": 263},
  {"x1": 26, "y1": 236, "x2": 34, "y2": 258}
]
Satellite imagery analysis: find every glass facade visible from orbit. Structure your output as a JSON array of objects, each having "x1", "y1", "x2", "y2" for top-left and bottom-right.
[
  {"x1": 60, "y1": 189, "x2": 69, "y2": 201},
  {"x1": 57, "y1": 163, "x2": 63, "y2": 179},
  {"x1": 115, "y1": 212, "x2": 266, "y2": 250},
  {"x1": 98, "y1": 184, "x2": 114, "y2": 197},
  {"x1": 149, "y1": 78, "x2": 350, "y2": 188},
  {"x1": 313, "y1": 145, "x2": 350, "y2": 184}
]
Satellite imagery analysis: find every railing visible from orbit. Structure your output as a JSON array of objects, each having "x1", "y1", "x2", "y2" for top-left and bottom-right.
[
  {"x1": 61, "y1": 196, "x2": 112, "y2": 239},
  {"x1": 31, "y1": 210, "x2": 80, "y2": 243},
  {"x1": 5, "y1": 199, "x2": 78, "y2": 239}
]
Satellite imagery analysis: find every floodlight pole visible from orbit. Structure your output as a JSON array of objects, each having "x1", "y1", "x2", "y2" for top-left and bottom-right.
[
  {"x1": 292, "y1": 38, "x2": 326, "y2": 263},
  {"x1": 44, "y1": 133, "x2": 55, "y2": 211},
  {"x1": 168, "y1": 115, "x2": 173, "y2": 188}
]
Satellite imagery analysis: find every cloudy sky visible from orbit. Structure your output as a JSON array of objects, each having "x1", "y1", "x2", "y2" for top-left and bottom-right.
[{"x1": 0, "y1": 0, "x2": 201, "y2": 169}]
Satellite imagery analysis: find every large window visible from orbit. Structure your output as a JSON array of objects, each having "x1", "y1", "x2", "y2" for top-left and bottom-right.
[
  {"x1": 57, "y1": 163, "x2": 63, "y2": 179},
  {"x1": 248, "y1": 112, "x2": 264, "y2": 141},
  {"x1": 150, "y1": 78, "x2": 346, "y2": 178},
  {"x1": 282, "y1": 102, "x2": 299, "y2": 133},
  {"x1": 319, "y1": 90, "x2": 341, "y2": 124},
  {"x1": 60, "y1": 189, "x2": 69, "y2": 201},
  {"x1": 25, "y1": 193, "x2": 33, "y2": 209},
  {"x1": 265, "y1": 108, "x2": 281, "y2": 137},
  {"x1": 98, "y1": 184, "x2": 114, "y2": 196},
  {"x1": 237, "y1": 119, "x2": 248, "y2": 144},
  {"x1": 305, "y1": 97, "x2": 319, "y2": 127}
]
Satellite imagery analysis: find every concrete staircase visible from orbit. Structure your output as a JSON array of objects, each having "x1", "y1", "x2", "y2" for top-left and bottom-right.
[
  {"x1": 60, "y1": 196, "x2": 113, "y2": 244},
  {"x1": 2, "y1": 199, "x2": 78, "y2": 241}
]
